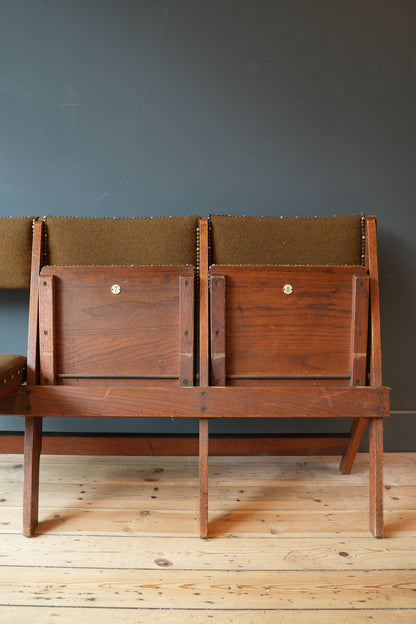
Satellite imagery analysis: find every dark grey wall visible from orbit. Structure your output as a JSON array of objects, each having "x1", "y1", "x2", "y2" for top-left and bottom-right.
[{"x1": 1, "y1": 1, "x2": 415, "y2": 448}]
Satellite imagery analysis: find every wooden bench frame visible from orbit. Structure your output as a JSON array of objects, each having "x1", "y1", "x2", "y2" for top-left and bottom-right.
[{"x1": 1, "y1": 215, "x2": 389, "y2": 538}]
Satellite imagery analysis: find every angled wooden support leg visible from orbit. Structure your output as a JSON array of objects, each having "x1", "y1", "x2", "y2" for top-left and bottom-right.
[
  {"x1": 23, "y1": 417, "x2": 43, "y2": 537},
  {"x1": 199, "y1": 417, "x2": 209, "y2": 539},
  {"x1": 369, "y1": 417, "x2": 383, "y2": 538},
  {"x1": 340, "y1": 417, "x2": 367, "y2": 475},
  {"x1": 340, "y1": 274, "x2": 370, "y2": 475}
]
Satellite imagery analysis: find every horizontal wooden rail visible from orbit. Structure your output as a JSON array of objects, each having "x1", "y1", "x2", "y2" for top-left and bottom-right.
[
  {"x1": 4, "y1": 385, "x2": 389, "y2": 419},
  {"x1": 56, "y1": 374, "x2": 178, "y2": 379},
  {"x1": 0, "y1": 432, "x2": 351, "y2": 456}
]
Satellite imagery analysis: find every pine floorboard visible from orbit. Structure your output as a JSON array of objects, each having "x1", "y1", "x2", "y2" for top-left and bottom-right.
[{"x1": 0, "y1": 453, "x2": 415, "y2": 622}]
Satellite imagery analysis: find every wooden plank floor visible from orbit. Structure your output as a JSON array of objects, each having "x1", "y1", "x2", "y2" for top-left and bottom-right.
[{"x1": 0, "y1": 453, "x2": 415, "y2": 623}]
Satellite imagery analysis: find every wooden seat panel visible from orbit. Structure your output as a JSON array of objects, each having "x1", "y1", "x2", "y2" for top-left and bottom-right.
[
  {"x1": 39, "y1": 265, "x2": 194, "y2": 384},
  {"x1": 210, "y1": 265, "x2": 368, "y2": 384}
]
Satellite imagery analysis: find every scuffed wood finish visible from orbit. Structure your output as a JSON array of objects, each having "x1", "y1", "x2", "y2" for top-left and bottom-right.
[
  {"x1": 210, "y1": 265, "x2": 367, "y2": 381},
  {"x1": 2, "y1": 567, "x2": 416, "y2": 610},
  {"x1": 1, "y1": 453, "x2": 415, "y2": 621},
  {"x1": 1, "y1": 610, "x2": 414, "y2": 624},
  {"x1": 16, "y1": 385, "x2": 389, "y2": 420},
  {"x1": 3, "y1": 526, "x2": 416, "y2": 570}
]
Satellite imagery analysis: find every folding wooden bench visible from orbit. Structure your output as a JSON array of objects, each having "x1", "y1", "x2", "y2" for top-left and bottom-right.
[
  {"x1": 7, "y1": 213, "x2": 389, "y2": 538},
  {"x1": 18, "y1": 215, "x2": 198, "y2": 536},
  {"x1": 197, "y1": 214, "x2": 389, "y2": 538},
  {"x1": 0, "y1": 217, "x2": 33, "y2": 402}
]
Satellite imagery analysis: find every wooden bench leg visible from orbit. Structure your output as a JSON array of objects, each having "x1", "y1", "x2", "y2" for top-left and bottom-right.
[
  {"x1": 369, "y1": 417, "x2": 383, "y2": 538},
  {"x1": 199, "y1": 417, "x2": 209, "y2": 539},
  {"x1": 23, "y1": 416, "x2": 42, "y2": 537},
  {"x1": 340, "y1": 417, "x2": 367, "y2": 475}
]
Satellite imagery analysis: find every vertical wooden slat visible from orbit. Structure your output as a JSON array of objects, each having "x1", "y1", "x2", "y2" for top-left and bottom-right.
[
  {"x1": 24, "y1": 217, "x2": 44, "y2": 538},
  {"x1": 210, "y1": 275, "x2": 226, "y2": 386},
  {"x1": 179, "y1": 275, "x2": 195, "y2": 387},
  {"x1": 350, "y1": 274, "x2": 369, "y2": 387},
  {"x1": 198, "y1": 217, "x2": 210, "y2": 387},
  {"x1": 340, "y1": 274, "x2": 370, "y2": 475},
  {"x1": 38, "y1": 275, "x2": 56, "y2": 386},
  {"x1": 366, "y1": 216, "x2": 382, "y2": 386},
  {"x1": 369, "y1": 417, "x2": 384, "y2": 538},
  {"x1": 27, "y1": 218, "x2": 44, "y2": 385},
  {"x1": 198, "y1": 217, "x2": 210, "y2": 538}
]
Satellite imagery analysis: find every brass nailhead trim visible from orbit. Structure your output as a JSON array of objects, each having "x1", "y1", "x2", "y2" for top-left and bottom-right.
[{"x1": 2, "y1": 367, "x2": 26, "y2": 385}]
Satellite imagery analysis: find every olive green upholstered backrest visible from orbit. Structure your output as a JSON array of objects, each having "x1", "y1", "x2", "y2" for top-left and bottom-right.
[
  {"x1": 44, "y1": 216, "x2": 199, "y2": 266},
  {"x1": 209, "y1": 214, "x2": 365, "y2": 266},
  {"x1": 0, "y1": 217, "x2": 35, "y2": 289}
]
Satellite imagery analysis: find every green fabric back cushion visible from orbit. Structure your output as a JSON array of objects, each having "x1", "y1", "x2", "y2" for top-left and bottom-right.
[
  {"x1": 0, "y1": 354, "x2": 27, "y2": 383},
  {"x1": 0, "y1": 217, "x2": 35, "y2": 288},
  {"x1": 45, "y1": 216, "x2": 199, "y2": 266},
  {"x1": 210, "y1": 215, "x2": 364, "y2": 266}
]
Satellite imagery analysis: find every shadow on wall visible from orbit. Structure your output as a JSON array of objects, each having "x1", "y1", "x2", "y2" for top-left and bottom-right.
[{"x1": 378, "y1": 228, "x2": 416, "y2": 411}]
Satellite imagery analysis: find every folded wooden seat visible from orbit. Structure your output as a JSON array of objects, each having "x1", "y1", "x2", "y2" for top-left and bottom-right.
[{"x1": 209, "y1": 214, "x2": 367, "y2": 390}]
